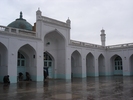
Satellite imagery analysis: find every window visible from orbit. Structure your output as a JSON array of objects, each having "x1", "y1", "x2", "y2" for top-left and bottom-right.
[
  {"x1": 17, "y1": 52, "x2": 26, "y2": 67},
  {"x1": 44, "y1": 52, "x2": 52, "y2": 67},
  {"x1": 44, "y1": 62, "x2": 47, "y2": 66},
  {"x1": 114, "y1": 56, "x2": 122, "y2": 71},
  {"x1": 44, "y1": 52, "x2": 52, "y2": 60},
  {"x1": 49, "y1": 62, "x2": 52, "y2": 66}
]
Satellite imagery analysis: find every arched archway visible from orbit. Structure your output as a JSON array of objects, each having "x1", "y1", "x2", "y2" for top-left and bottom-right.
[
  {"x1": 0, "y1": 42, "x2": 8, "y2": 82},
  {"x1": 44, "y1": 52, "x2": 54, "y2": 79},
  {"x1": 17, "y1": 51, "x2": 26, "y2": 80},
  {"x1": 17, "y1": 44, "x2": 36, "y2": 81},
  {"x1": 86, "y1": 53, "x2": 95, "y2": 76},
  {"x1": 71, "y1": 50, "x2": 82, "y2": 78},
  {"x1": 98, "y1": 54, "x2": 105, "y2": 76},
  {"x1": 44, "y1": 29, "x2": 66, "y2": 79},
  {"x1": 129, "y1": 54, "x2": 133, "y2": 75},
  {"x1": 110, "y1": 55, "x2": 123, "y2": 75}
]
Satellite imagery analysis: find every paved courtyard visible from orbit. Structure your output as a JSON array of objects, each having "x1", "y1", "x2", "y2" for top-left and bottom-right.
[{"x1": 0, "y1": 76, "x2": 133, "y2": 100}]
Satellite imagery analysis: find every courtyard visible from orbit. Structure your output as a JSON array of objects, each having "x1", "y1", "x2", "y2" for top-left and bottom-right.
[{"x1": 0, "y1": 76, "x2": 133, "y2": 100}]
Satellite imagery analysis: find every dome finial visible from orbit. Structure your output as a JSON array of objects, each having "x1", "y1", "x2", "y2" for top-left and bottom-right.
[{"x1": 20, "y1": 11, "x2": 23, "y2": 19}]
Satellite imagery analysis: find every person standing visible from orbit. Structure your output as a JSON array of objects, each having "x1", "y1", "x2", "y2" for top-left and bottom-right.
[{"x1": 3, "y1": 75, "x2": 10, "y2": 85}]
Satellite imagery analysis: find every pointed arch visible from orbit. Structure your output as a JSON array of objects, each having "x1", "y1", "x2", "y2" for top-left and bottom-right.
[
  {"x1": 86, "y1": 52, "x2": 95, "y2": 76},
  {"x1": 0, "y1": 42, "x2": 8, "y2": 82},
  {"x1": 110, "y1": 54, "x2": 123, "y2": 76},
  {"x1": 44, "y1": 29, "x2": 66, "y2": 51},
  {"x1": 129, "y1": 54, "x2": 133, "y2": 75},
  {"x1": 44, "y1": 29, "x2": 66, "y2": 79},
  {"x1": 17, "y1": 44, "x2": 37, "y2": 81},
  {"x1": 98, "y1": 54, "x2": 105, "y2": 76},
  {"x1": 44, "y1": 29, "x2": 66, "y2": 41},
  {"x1": 71, "y1": 50, "x2": 82, "y2": 78}
]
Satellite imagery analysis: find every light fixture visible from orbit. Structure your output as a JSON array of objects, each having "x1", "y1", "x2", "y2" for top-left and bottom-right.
[{"x1": 46, "y1": 42, "x2": 50, "y2": 45}]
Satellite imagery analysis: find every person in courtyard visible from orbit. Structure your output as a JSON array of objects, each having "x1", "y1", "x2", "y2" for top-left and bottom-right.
[
  {"x1": 18, "y1": 72, "x2": 23, "y2": 81},
  {"x1": 44, "y1": 68, "x2": 47, "y2": 81},
  {"x1": 44, "y1": 67, "x2": 49, "y2": 81},
  {"x1": 3, "y1": 75, "x2": 10, "y2": 85},
  {"x1": 25, "y1": 72, "x2": 32, "y2": 81}
]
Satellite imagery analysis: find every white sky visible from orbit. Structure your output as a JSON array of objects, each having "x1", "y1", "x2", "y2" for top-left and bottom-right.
[{"x1": 0, "y1": 0, "x2": 133, "y2": 45}]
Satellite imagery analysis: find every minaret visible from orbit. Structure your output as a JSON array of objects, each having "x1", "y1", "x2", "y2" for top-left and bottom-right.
[
  {"x1": 36, "y1": 8, "x2": 42, "y2": 38},
  {"x1": 100, "y1": 28, "x2": 106, "y2": 46},
  {"x1": 36, "y1": 8, "x2": 42, "y2": 20}
]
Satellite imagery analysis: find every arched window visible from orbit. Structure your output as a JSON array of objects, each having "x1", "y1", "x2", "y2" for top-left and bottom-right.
[
  {"x1": 44, "y1": 52, "x2": 52, "y2": 67},
  {"x1": 43, "y1": 52, "x2": 53, "y2": 78},
  {"x1": 17, "y1": 52, "x2": 26, "y2": 67},
  {"x1": 44, "y1": 52, "x2": 52, "y2": 60},
  {"x1": 115, "y1": 56, "x2": 122, "y2": 70}
]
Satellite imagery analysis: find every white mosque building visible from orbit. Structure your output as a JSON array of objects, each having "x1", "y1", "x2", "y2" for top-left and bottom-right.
[{"x1": 0, "y1": 9, "x2": 133, "y2": 83}]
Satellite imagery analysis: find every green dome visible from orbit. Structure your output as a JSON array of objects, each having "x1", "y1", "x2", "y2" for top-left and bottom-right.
[{"x1": 8, "y1": 12, "x2": 32, "y2": 31}]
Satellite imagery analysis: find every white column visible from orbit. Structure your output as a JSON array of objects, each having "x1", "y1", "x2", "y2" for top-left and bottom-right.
[
  {"x1": 36, "y1": 42, "x2": 44, "y2": 81},
  {"x1": 7, "y1": 39, "x2": 17, "y2": 83},
  {"x1": 65, "y1": 48, "x2": 71, "y2": 79},
  {"x1": 121, "y1": 50, "x2": 130, "y2": 76},
  {"x1": 81, "y1": 49, "x2": 86, "y2": 78},
  {"x1": 94, "y1": 58, "x2": 99, "y2": 76},
  {"x1": 36, "y1": 9, "x2": 42, "y2": 38}
]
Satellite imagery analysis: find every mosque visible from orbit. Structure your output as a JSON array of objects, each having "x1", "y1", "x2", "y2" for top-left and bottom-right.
[{"x1": 0, "y1": 9, "x2": 133, "y2": 83}]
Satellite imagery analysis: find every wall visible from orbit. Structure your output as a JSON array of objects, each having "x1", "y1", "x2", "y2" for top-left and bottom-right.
[{"x1": 0, "y1": 33, "x2": 43, "y2": 83}]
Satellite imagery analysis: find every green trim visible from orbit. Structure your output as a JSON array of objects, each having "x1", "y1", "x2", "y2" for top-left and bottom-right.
[
  {"x1": 9, "y1": 76, "x2": 17, "y2": 83},
  {"x1": 56, "y1": 74, "x2": 65, "y2": 79},
  {"x1": 65, "y1": 74, "x2": 71, "y2": 79},
  {"x1": 36, "y1": 75, "x2": 43, "y2": 81},
  {"x1": 72, "y1": 73, "x2": 82, "y2": 78},
  {"x1": 123, "y1": 72, "x2": 130, "y2": 76},
  {"x1": 87, "y1": 73, "x2": 95, "y2": 76},
  {"x1": 99, "y1": 72, "x2": 106, "y2": 76},
  {"x1": 0, "y1": 76, "x2": 4, "y2": 83}
]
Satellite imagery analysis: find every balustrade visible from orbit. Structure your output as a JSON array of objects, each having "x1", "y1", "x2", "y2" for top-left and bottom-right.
[
  {"x1": 70, "y1": 40, "x2": 133, "y2": 49},
  {"x1": 70, "y1": 40, "x2": 105, "y2": 49},
  {"x1": 1, "y1": 25, "x2": 133, "y2": 49},
  {"x1": 0, "y1": 25, "x2": 36, "y2": 37}
]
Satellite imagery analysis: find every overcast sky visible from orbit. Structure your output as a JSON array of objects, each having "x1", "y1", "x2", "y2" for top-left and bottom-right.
[{"x1": 0, "y1": 0, "x2": 133, "y2": 45}]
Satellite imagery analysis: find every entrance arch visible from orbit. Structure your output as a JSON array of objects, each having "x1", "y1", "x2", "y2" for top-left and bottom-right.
[
  {"x1": 110, "y1": 55, "x2": 123, "y2": 75},
  {"x1": 44, "y1": 52, "x2": 54, "y2": 78},
  {"x1": 44, "y1": 29, "x2": 66, "y2": 79},
  {"x1": 17, "y1": 51, "x2": 26, "y2": 79},
  {"x1": 86, "y1": 53, "x2": 95, "y2": 76},
  {"x1": 17, "y1": 44, "x2": 36, "y2": 81},
  {"x1": 0, "y1": 42, "x2": 8, "y2": 82},
  {"x1": 129, "y1": 54, "x2": 133, "y2": 75},
  {"x1": 98, "y1": 54, "x2": 105, "y2": 76},
  {"x1": 71, "y1": 50, "x2": 82, "y2": 78}
]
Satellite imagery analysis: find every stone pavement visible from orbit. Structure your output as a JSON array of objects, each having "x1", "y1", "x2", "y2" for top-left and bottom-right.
[{"x1": 0, "y1": 76, "x2": 133, "y2": 100}]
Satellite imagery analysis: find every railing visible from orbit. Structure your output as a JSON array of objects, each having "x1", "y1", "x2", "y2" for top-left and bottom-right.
[
  {"x1": 107, "y1": 43, "x2": 133, "y2": 49},
  {"x1": 70, "y1": 40, "x2": 105, "y2": 49},
  {"x1": 1, "y1": 25, "x2": 133, "y2": 49},
  {"x1": 0, "y1": 25, "x2": 36, "y2": 37},
  {"x1": 70, "y1": 40, "x2": 133, "y2": 49}
]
